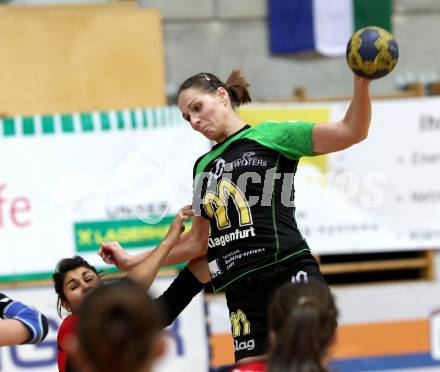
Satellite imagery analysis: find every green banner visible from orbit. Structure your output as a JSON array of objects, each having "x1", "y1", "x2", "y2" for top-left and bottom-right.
[{"x1": 74, "y1": 216, "x2": 187, "y2": 252}]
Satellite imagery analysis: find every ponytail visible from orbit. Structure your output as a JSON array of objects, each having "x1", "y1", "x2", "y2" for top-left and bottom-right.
[
  {"x1": 178, "y1": 69, "x2": 252, "y2": 109},
  {"x1": 225, "y1": 69, "x2": 252, "y2": 108}
]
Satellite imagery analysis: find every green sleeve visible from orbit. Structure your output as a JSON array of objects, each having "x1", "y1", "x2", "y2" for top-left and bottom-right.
[{"x1": 251, "y1": 121, "x2": 316, "y2": 159}]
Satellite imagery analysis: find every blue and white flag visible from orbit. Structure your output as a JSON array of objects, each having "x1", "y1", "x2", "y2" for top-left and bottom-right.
[{"x1": 269, "y1": 0, "x2": 392, "y2": 56}]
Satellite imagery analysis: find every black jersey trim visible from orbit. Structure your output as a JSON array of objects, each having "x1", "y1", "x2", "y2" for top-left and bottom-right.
[{"x1": 212, "y1": 247, "x2": 311, "y2": 293}]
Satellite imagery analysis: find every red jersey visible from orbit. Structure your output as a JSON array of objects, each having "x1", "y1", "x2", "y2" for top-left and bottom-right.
[
  {"x1": 57, "y1": 315, "x2": 77, "y2": 372},
  {"x1": 229, "y1": 361, "x2": 267, "y2": 372}
]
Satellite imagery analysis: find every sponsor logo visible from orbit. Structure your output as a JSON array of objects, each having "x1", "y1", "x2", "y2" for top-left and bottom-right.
[
  {"x1": 206, "y1": 153, "x2": 268, "y2": 187},
  {"x1": 225, "y1": 152, "x2": 268, "y2": 171},
  {"x1": 291, "y1": 270, "x2": 309, "y2": 284},
  {"x1": 208, "y1": 227, "x2": 256, "y2": 248},
  {"x1": 208, "y1": 259, "x2": 223, "y2": 279},
  {"x1": 234, "y1": 339, "x2": 255, "y2": 352},
  {"x1": 74, "y1": 215, "x2": 179, "y2": 252},
  {"x1": 106, "y1": 202, "x2": 169, "y2": 222},
  {"x1": 0, "y1": 183, "x2": 32, "y2": 230},
  {"x1": 207, "y1": 158, "x2": 226, "y2": 187}
]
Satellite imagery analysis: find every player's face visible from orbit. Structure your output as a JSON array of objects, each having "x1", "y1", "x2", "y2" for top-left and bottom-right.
[
  {"x1": 61, "y1": 267, "x2": 101, "y2": 313},
  {"x1": 178, "y1": 87, "x2": 230, "y2": 143}
]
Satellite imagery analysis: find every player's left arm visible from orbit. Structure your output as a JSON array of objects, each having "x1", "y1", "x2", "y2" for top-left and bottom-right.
[
  {"x1": 312, "y1": 76, "x2": 371, "y2": 154},
  {"x1": 153, "y1": 256, "x2": 210, "y2": 328}
]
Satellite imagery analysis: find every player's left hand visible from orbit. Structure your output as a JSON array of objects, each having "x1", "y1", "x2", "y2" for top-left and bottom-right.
[{"x1": 162, "y1": 205, "x2": 194, "y2": 247}]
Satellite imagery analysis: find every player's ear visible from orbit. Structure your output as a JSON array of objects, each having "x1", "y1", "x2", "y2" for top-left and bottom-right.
[
  {"x1": 61, "y1": 300, "x2": 72, "y2": 313},
  {"x1": 216, "y1": 87, "x2": 228, "y2": 106}
]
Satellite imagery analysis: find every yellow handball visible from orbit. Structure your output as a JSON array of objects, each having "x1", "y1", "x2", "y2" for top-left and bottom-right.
[{"x1": 346, "y1": 26, "x2": 399, "y2": 80}]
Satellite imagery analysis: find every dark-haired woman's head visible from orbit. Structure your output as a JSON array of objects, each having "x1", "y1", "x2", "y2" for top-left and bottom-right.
[
  {"x1": 268, "y1": 280, "x2": 338, "y2": 372},
  {"x1": 177, "y1": 69, "x2": 251, "y2": 143},
  {"x1": 52, "y1": 256, "x2": 102, "y2": 316},
  {"x1": 76, "y1": 279, "x2": 164, "y2": 372}
]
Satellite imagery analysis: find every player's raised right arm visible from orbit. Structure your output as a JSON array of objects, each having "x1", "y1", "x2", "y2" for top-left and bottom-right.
[{"x1": 312, "y1": 76, "x2": 371, "y2": 155}]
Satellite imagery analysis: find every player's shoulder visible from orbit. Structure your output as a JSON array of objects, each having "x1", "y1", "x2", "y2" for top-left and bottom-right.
[
  {"x1": 192, "y1": 148, "x2": 215, "y2": 178},
  {"x1": 255, "y1": 120, "x2": 307, "y2": 128},
  {"x1": 58, "y1": 315, "x2": 77, "y2": 342}
]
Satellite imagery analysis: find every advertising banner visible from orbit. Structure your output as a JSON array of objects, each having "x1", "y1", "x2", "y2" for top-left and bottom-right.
[
  {"x1": 0, "y1": 276, "x2": 209, "y2": 372},
  {"x1": 0, "y1": 106, "x2": 210, "y2": 282}
]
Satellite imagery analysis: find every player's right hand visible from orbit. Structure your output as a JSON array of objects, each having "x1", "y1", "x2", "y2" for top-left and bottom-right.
[{"x1": 98, "y1": 241, "x2": 134, "y2": 271}]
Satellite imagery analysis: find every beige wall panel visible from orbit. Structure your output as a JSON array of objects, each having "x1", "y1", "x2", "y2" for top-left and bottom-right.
[{"x1": 0, "y1": 4, "x2": 165, "y2": 115}]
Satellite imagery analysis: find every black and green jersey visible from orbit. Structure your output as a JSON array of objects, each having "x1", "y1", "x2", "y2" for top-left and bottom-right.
[{"x1": 192, "y1": 121, "x2": 316, "y2": 292}]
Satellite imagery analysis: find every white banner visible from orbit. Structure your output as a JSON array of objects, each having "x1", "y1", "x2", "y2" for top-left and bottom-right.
[
  {"x1": 0, "y1": 107, "x2": 210, "y2": 281},
  {"x1": 0, "y1": 276, "x2": 209, "y2": 372},
  {"x1": 241, "y1": 97, "x2": 440, "y2": 254},
  {"x1": 295, "y1": 97, "x2": 440, "y2": 253}
]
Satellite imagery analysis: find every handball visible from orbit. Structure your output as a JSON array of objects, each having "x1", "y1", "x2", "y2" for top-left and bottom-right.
[{"x1": 346, "y1": 26, "x2": 399, "y2": 80}]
